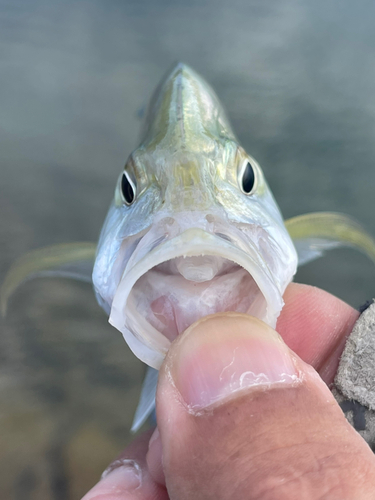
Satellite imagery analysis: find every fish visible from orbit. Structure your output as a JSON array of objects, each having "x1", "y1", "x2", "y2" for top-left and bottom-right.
[{"x1": 3, "y1": 62, "x2": 375, "y2": 432}]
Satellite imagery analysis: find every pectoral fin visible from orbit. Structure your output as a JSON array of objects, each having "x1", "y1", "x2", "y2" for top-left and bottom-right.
[
  {"x1": 131, "y1": 366, "x2": 158, "y2": 433},
  {"x1": 1, "y1": 242, "x2": 97, "y2": 315},
  {"x1": 285, "y1": 212, "x2": 375, "y2": 266}
]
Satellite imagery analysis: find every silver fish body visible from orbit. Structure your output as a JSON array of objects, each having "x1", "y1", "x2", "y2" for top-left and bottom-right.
[{"x1": 93, "y1": 63, "x2": 298, "y2": 369}]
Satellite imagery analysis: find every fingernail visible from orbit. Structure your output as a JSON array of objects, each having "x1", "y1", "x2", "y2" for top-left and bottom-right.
[
  {"x1": 81, "y1": 460, "x2": 141, "y2": 500},
  {"x1": 167, "y1": 314, "x2": 299, "y2": 410}
]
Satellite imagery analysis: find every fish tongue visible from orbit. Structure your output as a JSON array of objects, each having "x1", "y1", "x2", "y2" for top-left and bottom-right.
[{"x1": 175, "y1": 255, "x2": 220, "y2": 282}]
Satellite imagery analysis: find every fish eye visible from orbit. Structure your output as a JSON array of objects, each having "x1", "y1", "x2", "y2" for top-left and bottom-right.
[
  {"x1": 121, "y1": 171, "x2": 136, "y2": 205},
  {"x1": 239, "y1": 161, "x2": 256, "y2": 194}
]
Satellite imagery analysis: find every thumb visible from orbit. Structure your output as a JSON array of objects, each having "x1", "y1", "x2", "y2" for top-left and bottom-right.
[{"x1": 148, "y1": 313, "x2": 375, "y2": 500}]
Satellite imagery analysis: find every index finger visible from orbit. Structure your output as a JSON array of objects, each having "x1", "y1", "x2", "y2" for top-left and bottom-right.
[{"x1": 277, "y1": 282, "x2": 359, "y2": 384}]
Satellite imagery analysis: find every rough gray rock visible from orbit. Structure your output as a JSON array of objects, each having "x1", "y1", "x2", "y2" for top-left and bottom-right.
[
  {"x1": 332, "y1": 387, "x2": 375, "y2": 450},
  {"x1": 333, "y1": 300, "x2": 375, "y2": 448},
  {"x1": 335, "y1": 300, "x2": 375, "y2": 409}
]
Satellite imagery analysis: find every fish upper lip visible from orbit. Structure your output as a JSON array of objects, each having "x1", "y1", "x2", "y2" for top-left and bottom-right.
[{"x1": 109, "y1": 228, "x2": 283, "y2": 369}]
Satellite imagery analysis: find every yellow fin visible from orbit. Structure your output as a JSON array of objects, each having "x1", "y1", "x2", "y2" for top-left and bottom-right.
[
  {"x1": 1, "y1": 242, "x2": 97, "y2": 316},
  {"x1": 285, "y1": 212, "x2": 375, "y2": 266}
]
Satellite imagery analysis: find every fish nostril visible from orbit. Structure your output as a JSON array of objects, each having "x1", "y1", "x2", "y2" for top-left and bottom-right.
[
  {"x1": 205, "y1": 214, "x2": 215, "y2": 223},
  {"x1": 160, "y1": 217, "x2": 175, "y2": 226}
]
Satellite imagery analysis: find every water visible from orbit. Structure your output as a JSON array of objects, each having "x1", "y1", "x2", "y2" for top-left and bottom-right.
[{"x1": 1, "y1": 0, "x2": 375, "y2": 498}]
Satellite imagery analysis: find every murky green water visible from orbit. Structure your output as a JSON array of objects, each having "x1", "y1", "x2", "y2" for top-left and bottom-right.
[{"x1": 2, "y1": 1, "x2": 375, "y2": 498}]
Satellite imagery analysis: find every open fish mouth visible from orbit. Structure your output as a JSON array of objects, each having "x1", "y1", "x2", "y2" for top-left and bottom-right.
[
  {"x1": 131, "y1": 255, "x2": 265, "y2": 342},
  {"x1": 109, "y1": 216, "x2": 283, "y2": 369}
]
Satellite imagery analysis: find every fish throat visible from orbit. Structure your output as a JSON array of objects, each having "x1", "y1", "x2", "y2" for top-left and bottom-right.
[{"x1": 129, "y1": 254, "x2": 265, "y2": 341}]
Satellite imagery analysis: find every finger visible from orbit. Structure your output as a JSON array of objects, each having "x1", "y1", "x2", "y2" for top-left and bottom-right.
[
  {"x1": 83, "y1": 284, "x2": 362, "y2": 498},
  {"x1": 277, "y1": 283, "x2": 359, "y2": 383},
  {"x1": 81, "y1": 429, "x2": 168, "y2": 500},
  {"x1": 150, "y1": 314, "x2": 375, "y2": 500}
]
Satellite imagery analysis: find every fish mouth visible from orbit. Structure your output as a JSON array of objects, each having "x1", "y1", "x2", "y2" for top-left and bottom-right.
[
  {"x1": 132, "y1": 256, "x2": 265, "y2": 342},
  {"x1": 109, "y1": 226, "x2": 283, "y2": 369}
]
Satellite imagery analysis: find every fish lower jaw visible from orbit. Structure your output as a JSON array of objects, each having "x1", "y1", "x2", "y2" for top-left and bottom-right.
[{"x1": 109, "y1": 231, "x2": 283, "y2": 369}]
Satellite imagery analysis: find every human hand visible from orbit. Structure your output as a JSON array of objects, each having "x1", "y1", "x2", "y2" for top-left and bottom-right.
[{"x1": 82, "y1": 283, "x2": 375, "y2": 499}]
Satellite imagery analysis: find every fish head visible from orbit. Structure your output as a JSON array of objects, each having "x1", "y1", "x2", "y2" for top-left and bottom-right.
[{"x1": 93, "y1": 63, "x2": 298, "y2": 369}]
